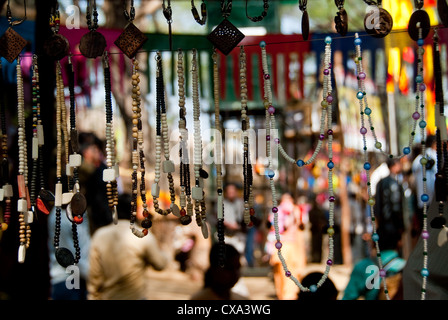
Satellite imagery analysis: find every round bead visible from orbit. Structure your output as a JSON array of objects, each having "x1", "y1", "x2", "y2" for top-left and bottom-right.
[
  {"x1": 417, "y1": 39, "x2": 424, "y2": 46},
  {"x1": 412, "y1": 111, "x2": 421, "y2": 120},
  {"x1": 416, "y1": 75, "x2": 423, "y2": 83},
  {"x1": 421, "y1": 194, "x2": 429, "y2": 202},
  {"x1": 419, "y1": 120, "x2": 426, "y2": 128},
  {"x1": 326, "y1": 95, "x2": 333, "y2": 103},
  {"x1": 364, "y1": 162, "x2": 371, "y2": 170},
  {"x1": 275, "y1": 241, "x2": 282, "y2": 249},
  {"x1": 403, "y1": 147, "x2": 411, "y2": 155},
  {"x1": 272, "y1": 207, "x2": 278, "y2": 213},
  {"x1": 323, "y1": 69, "x2": 330, "y2": 76},
  {"x1": 420, "y1": 157, "x2": 428, "y2": 165},
  {"x1": 329, "y1": 196, "x2": 335, "y2": 202},
  {"x1": 325, "y1": 36, "x2": 332, "y2": 44},
  {"x1": 310, "y1": 285, "x2": 317, "y2": 293},
  {"x1": 264, "y1": 74, "x2": 270, "y2": 80},
  {"x1": 364, "y1": 107, "x2": 372, "y2": 115},
  {"x1": 327, "y1": 227, "x2": 335, "y2": 236},
  {"x1": 319, "y1": 134, "x2": 325, "y2": 141},
  {"x1": 360, "y1": 127, "x2": 367, "y2": 135},
  {"x1": 266, "y1": 169, "x2": 275, "y2": 178},
  {"x1": 358, "y1": 72, "x2": 366, "y2": 80},
  {"x1": 268, "y1": 105, "x2": 275, "y2": 114},
  {"x1": 372, "y1": 233, "x2": 379, "y2": 242},
  {"x1": 266, "y1": 135, "x2": 271, "y2": 141},
  {"x1": 354, "y1": 37, "x2": 362, "y2": 45},
  {"x1": 421, "y1": 268, "x2": 429, "y2": 277},
  {"x1": 327, "y1": 161, "x2": 334, "y2": 169},
  {"x1": 274, "y1": 138, "x2": 280, "y2": 144},
  {"x1": 259, "y1": 41, "x2": 266, "y2": 48},
  {"x1": 379, "y1": 269, "x2": 387, "y2": 278},
  {"x1": 73, "y1": 215, "x2": 83, "y2": 224},
  {"x1": 285, "y1": 270, "x2": 291, "y2": 277},
  {"x1": 327, "y1": 129, "x2": 333, "y2": 135},
  {"x1": 375, "y1": 141, "x2": 382, "y2": 149},
  {"x1": 421, "y1": 231, "x2": 429, "y2": 239},
  {"x1": 326, "y1": 259, "x2": 333, "y2": 266},
  {"x1": 368, "y1": 198, "x2": 375, "y2": 206},
  {"x1": 321, "y1": 100, "x2": 328, "y2": 108},
  {"x1": 419, "y1": 83, "x2": 426, "y2": 92},
  {"x1": 356, "y1": 91, "x2": 364, "y2": 99},
  {"x1": 296, "y1": 159, "x2": 305, "y2": 167}
]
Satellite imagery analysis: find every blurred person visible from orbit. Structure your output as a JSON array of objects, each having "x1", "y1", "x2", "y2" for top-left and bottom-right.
[
  {"x1": 267, "y1": 193, "x2": 307, "y2": 300},
  {"x1": 297, "y1": 272, "x2": 338, "y2": 300},
  {"x1": 87, "y1": 193, "x2": 168, "y2": 300},
  {"x1": 190, "y1": 243, "x2": 248, "y2": 300},
  {"x1": 308, "y1": 193, "x2": 327, "y2": 263}
]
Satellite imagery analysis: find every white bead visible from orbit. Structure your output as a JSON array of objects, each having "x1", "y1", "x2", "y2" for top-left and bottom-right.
[
  {"x1": 17, "y1": 199, "x2": 27, "y2": 213},
  {"x1": 18, "y1": 244, "x2": 26, "y2": 263},
  {"x1": 37, "y1": 124, "x2": 44, "y2": 146},
  {"x1": 3, "y1": 184, "x2": 13, "y2": 197},
  {"x1": 69, "y1": 154, "x2": 82, "y2": 167},
  {"x1": 25, "y1": 210, "x2": 34, "y2": 224},
  {"x1": 163, "y1": 160, "x2": 175, "y2": 173},
  {"x1": 151, "y1": 183, "x2": 160, "y2": 197},
  {"x1": 32, "y1": 137, "x2": 39, "y2": 160},
  {"x1": 217, "y1": 194, "x2": 223, "y2": 219},
  {"x1": 66, "y1": 164, "x2": 73, "y2": 177},
  {"x1": 103, "y1": 168, "x2": 116, "y2": 182},
  {"x1": 55, "y1": 183, "x2": 63, "y2": 207},
  {"x1": 62, "y1": 192, "x2": 74, "y2": 205},
  {"x1": 192, "y1": 187, "x2": 203, "y2": 200}
]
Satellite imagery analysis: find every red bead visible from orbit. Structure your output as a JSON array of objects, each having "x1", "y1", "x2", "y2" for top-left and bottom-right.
[
  {"x1": 142, "y1": 229, "x2": 148, "y2": 236},
  {"x1": 180, "y1": 208, "x2": 186, "y2": 216},
  {"x1": 250, "y1": 208, "x2": 255, "y2": 216},
  {"x1": 73, "y1": 215, "x2": 83, "y2": 224},
  {"x1": 143, "y1": 209, "x2": 150, "y2": 218}
]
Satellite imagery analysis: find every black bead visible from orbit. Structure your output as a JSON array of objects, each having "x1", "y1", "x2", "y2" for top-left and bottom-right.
[
  {"x1": 180, "y1": 215, "x2": 192, "y2": 225},
  {"x1": 141, "y1": 218, "x2": 152, "y2": 229},
  {"x1": 431, "y1": 216, "x2": 446, "y2": 229}
]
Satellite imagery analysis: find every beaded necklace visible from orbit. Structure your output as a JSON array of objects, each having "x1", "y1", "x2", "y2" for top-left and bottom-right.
[
  {"x1": 191, "y1": 49, "x2": 208, "y2": 239},
  {"x1": 261, "y1": 38, "x2": 335, "y2": 292},
  {"x1": 177, "y1": 49, "x2": 193, "y2": 226},
  {"x1": 245, "y1": 0, "x2": 269, "y2": 22},
  {"x1": 239, "y1": 46, "x2": 254, "y2": 227},
  {"x1": 0, "y1": 0, "x2": 27, "y2": 63},
  {"x1": 0, "y1": 61, "x2": 12, "y2": 232},
  {"x1": 102, "y1": 52, "x2": 119, "y2": 225},
  {"x1": 79, "y1": 0, "x2": 106, "y2": 59},
  {"x1": 129, "y1": 57, "x2": 152, "y2": 238},
  {"x1": 16, "y1": 57, "x2": 32, "y2": 263},
  {"x1": 191, "y1": 0, "x2": 207, "y2": 26},
  {"x1": 152, "y1": 52, "x2": 179, "y2": 218}
]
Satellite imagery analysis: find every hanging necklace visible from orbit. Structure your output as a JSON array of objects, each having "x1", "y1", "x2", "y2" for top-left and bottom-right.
[
  {"x1": 334, "y1": 0, "x2": 348, "y2": 36},
  {"x1": 298, "y1": 0, "x2": 309, "y2": 41},
  {"x1": 0, "y1": 61, "x2": 12, "y2": 233},
  {"x1": 239, "y1": 46, "x2": 254, "y2": 227},
  {"x1": 245, "y1": 0, "x2": 269, "y2": 22},
  {"x1": 191, "y1": 0, "x2": 207, "y2": 26},
  {"x1": 79, "y1": 0, "x2": 106, "y2": 58},
  {"x1": 152, "y1": 52, "x2": 179, "y2": 218},
  {"x1": 207, "y1": 0, "x2": 245, "y2": 56},
  {"x1": 102, "y1": 52, "x2": 119, "y2": 225},
  {"x1": 408, "y1": 0, "x2": 431, "y2": 41},
  {"x1": 0, "y1": 0, "x2": 27, "y2": 63},
  {"x1": 162, "y1": 0, "x2": 173, "y2": 51},
  {"x1": 363, "y1": 0, "x2": 393, "y2": 38},
  {"x1": 191, "y1": 49, "x2": 208, "y2": 239},
  {"x1": 177, "y1": 49, "x2": 193, "y2": 226},
  {"x1": 212, "y1": 49, "x2": 226, "y2": 266},
  {"x1": 129, "y1": 57, "x2": 152, "y2": 238},
  {"x1": 115, "y1": 0, "x2": 148, "y2": 59},
  {"x1": 261, "y1": 38, "x2": 335, "y2": 292},
  {"x1": 43, "y1": 2, "x2": 69, "y2": 61},
  {"x1": 16, "y1": 57, "x2": 32, "y2": 263}
]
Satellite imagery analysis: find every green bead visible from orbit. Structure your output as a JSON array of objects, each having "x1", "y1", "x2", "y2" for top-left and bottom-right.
[{"x1": 327, "y1": 227, "x2": 335, "y2": 236}]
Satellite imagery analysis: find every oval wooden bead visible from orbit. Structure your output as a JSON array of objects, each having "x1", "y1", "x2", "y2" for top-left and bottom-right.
[
  {"x1": 55, "y1": 247, "x2": 75, "y2": 268},
  {"x1": 70, "y1": 193, "x2": 87, "y2": 216}
]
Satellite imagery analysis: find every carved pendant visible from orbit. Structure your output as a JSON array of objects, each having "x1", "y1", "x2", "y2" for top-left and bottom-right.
[
  {"x1": 408, "y1": 9, "x2": 431, "y2": 41},
  {"x1": 114, "y1": 22, "x2": 148, "y2": 59},
  {"x1": 364, "y1": 7, "x2": 393, "y2": 38},
  {"x1": 69, "y1": 192, "x2": 87, "y2": 217},
  {"x1": 36, "y1": 189, "x2": 54, "y2": 215},
  {"x1": 335, "y1": 8, "x2": 348, "y2": 37},
  {"x1": 0, "y1": 27, "x2": 27, "y2": 63},
  {"x1": 302, "y1": 10, "x2": 310, "y2": 41},
  {"x1": 43, "y1": 34, "x2": 70, "y2": 61},
  {"x1": 79, "y1": 31, "x2": 107, "y2": 59},
  {"x1": 55, "y1": 247, "x2": 75, "y2": 268},
  {"x1": 438, "y1": 0, "x2": 448, "y2": 27},
  {"x1": 207, "y1": 19, "x2": 245, "y2": 55}
]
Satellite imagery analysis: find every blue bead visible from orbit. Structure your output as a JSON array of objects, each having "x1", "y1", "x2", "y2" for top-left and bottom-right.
[
  {"x1": 372, "y1": 233, "x2": 379, "y2": 242},
  {"x1": 325, "y1": 36, "x2": 332, "y2": 44},
  {"x1": 417, "y1": 39, "x2": 424, "y2": 46},
  {"x1": 327, "y1": 161, "x2": 334, "y2": 169},
  {"x1": 421, "y1": 268, "x2": 429, "y2": 277},
  {"x1": 419, "y1": 120, "x2": 426, "y2": 128},
  {"x1": 416, "y1": 75, "x2": 423, "y2": 83},
  {"x1": 354, "y1": 38, "x2": 362, "y2": 46},
  {"x1": 421, "y1": 194, "x2": 429, "y2": 202},
  {"x1": 266, "y1": 169, "x2": 275, "y2": 178},
  {"x1": 357, "y1": 91, "x2": 364, "y2": 100},
  {"x1": 296, "y1": 159, "x2": 305, "y2": 167},
  {"x1": 259, "y1": 41, "x2": 266, "y2": 48},
  {"x1": 364, "y1": 162, "x2": 371, "y2": 170},
  {"x1": 364, "y1": 107, "x2": 372, "y2": 115},
  {"x1": 403, "y1": 147, "x2": 411, "y2": 155},
  {"x1": 310, "y1": 285, "x2": 318, "y2": 293}
]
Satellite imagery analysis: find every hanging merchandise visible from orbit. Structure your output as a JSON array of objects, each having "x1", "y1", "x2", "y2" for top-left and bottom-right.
[
  {"x1": 245, "y1": 0, "x2": 270, "y2": 22},
  {"x1": 43, "y1": 2, "x2": 69, "y2": 61},
  {"x1": 0, "y1": 0, "x2": 27, "y2": 63},
  {"x1": 334, "y1": 0, "x2": 348, "y2": 36},
  {"x1": 437, "y1": 0, "x2": 448, "y2": 27},
  {"x1": 191, "y1": 49, "x2": 209, "y2": 239},
  {"x1": 152, "y1": 52, "x2": 180, "y2": 218},
  {"x1": 298, "y1": 0, "x2": 309, "y2": 41},
  {"x1": 363, "y1": 0, "x2": 393, "y2": 38},
  {"x1": 177, "y1": 49, "x2": 193, "y2": 226},
  {"x1": 162, "y1": 0, "x2": 173, "y2": 51},
  {"x1": 79, "y1": 0, "x2": 107, "y2": 58},
  {"x1": 115, "y1": 0, "x2": 148, "y2": 59},
  {"x1": 16, "y1": 58, "x2": 32, "y2": 264},
  {"x1": 408, "y1": 0, "x2": 431, "y2": 41},
  {"x1": 102, "y1": 52, "x2": 119, "y2": 225},
  {"x1": 129, "y1": 57, "x2": 152, "y2": 238},
  {"x1": 261, "y1": 37, "x2": 336, "y2": 292},
  {"x1": 207, "y1": 0, "x2": 245, "y2": 56},
  {"x1": 191, "y1": 0, "x2": 207, "y2": 26}
]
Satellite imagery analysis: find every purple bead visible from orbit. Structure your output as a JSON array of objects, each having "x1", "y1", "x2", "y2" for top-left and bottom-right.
[
  {"x1": 326, "y1": 259, "x2": 333, "y2": 266},
  {"x1": 264, "y1": 74, "x2": 270, "y2": 80},
  {"x1": 275, "y1": 241, "x2": 282, "y2": 249},
  {"x1": 327, "y1": 129, "x2": 333, "y2": 135},
  {"x1": 285, "y1": 271, "x2": 291, "y2": 277},
  {"x1": 419, "y1": 83, "x2": 426, "y2": 92},
  {"x1": 358, "y1": 72, "x2": 366, "y2": 80},
  {"x1": 274, "y1": 138, "x2": 280, "y2": 144},
  {"x1": 379, "y1": 269, "x2": 386, "y2": 278},
  {"x1": 319, "y1": 134, "x2": 325, "y2": 141},
  {"x1": 422, "y1": 231, "x2": 429, "y2": 239},
  {"x1": 360, "y1": 127, "x2": 367, "y2": 135},
  {"x1": 272, "y1": 207, "x2": 278, "y2": 213},
  {"x1": 266, "y1": 135, "x2": 271, "y2": 141},
  {"x1": 329, "y1": 196, "x2": 335, "y2": 202},
  {"x1": 323, "y1": 69, "x2": 330, "y2": 75},
  {"x1": 328, "y1": 63, "x2": 332, "y2": 69},
  {"x1": 412, "y1": 111, "x2": 420, "y2": 120},
  {"x1": 268, "y1": 105, "x2": 275, "y2": 114},
  {"x1": 326, "y1": 95, "x2": 333, "y2": 103}
]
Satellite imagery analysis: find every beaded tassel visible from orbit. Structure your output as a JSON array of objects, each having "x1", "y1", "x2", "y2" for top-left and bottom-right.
[{"x1": 130, "y1": 57, "x2": 151, "y2": 238}]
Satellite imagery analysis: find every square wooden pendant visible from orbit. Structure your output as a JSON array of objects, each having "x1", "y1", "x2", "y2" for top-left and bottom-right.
[
  {"x1": 207, "y1": 19, "x2": 245, "y2": 55},
  {"x1": 114, "y1": 23, "x2": 148, "y2": 59},
  {"x1": 0, "y1": 27, "x2": 27, "y2": 63}
]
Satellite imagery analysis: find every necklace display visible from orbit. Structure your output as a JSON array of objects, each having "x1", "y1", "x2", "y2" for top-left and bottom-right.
[
  {"x1": 212, "y1": 49, "x2": 226, "y2": 266},
  {"x1": 191, "y1": 49, "x2": 209, "y2": 239},
  {"x1": 152, "y1": 52, "x2": 179, "y2": 218},
  {"x1": 43, "y1": 2, "x2": 69, "y2": 61},
  {"x1": 363, "y1": 0, "x2": 393, "y2": 38},
  {"x1": 102, "y1": 52, "x2": 119, "y2": 225},
  {"x1": 0, "y1": 61, "x2": 12, "y2": 233},
  {"x1": 334, "y1": 0, "x2": 348, "y2": 36},
  {"x1": 298, "y1": 0, "x2": 309, "y2": 41},
  {"x1": 191, "y1": 0, "x2": 207, "y2": 26},
  {"x1": 261, "y1": 38, "x2": 335, "y2": 292},
  {"x1": 0, "y1": 0, "x2": 27, "y2": 63},
  {"x1": 239, "y1": 46, "x2": 254, "y2": 227},
  {"x1": 245, "y1": 0, "x2": 269, "y2": 22},
  {"x1": 16, "y1": 57, "x2": 32, "y2": 263},
  {"x1": 177, "y1": 49, "x2": 193, "y2": 226},
  {"x1": 129, "y1": 57, "x2": 152, "y2": 238},
  {"x1": 79, "y1": 0, "x2": 107, "y2": 59}
]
